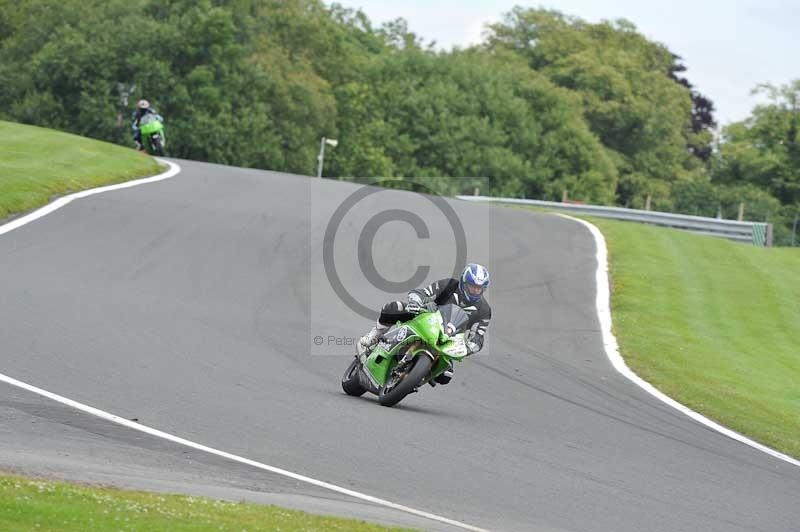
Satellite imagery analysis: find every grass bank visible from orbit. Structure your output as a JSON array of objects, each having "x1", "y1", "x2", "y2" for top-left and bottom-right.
[
  {"x1": 588, "y1": 217, "x2": 800, "y2": 458},
  {"x1": 0, "y1": 120, "x2": 162, "y2": 221},
  {"x1": 0, "y1": 474, "x2": 413, "y2": 531}
]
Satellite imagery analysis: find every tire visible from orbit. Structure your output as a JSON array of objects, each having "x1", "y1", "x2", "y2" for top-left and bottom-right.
[
  {"x1": 341, "y1": 358, "x2": 366, "y2": 397},
  {"x1": 153, "y1": 138, "x2": 165, "y2": 157},
  {"x1": 378, "y1": 353, "x2": 433, "y2": 407}
]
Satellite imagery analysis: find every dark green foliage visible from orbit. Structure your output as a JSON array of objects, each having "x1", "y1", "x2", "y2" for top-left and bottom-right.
[
  {"x1": 0, "y1": 0, "x2": 337, "y2": 174},
  {"x1": 0, "y1": 1, "x2": 679, "y2": 202},
  {"x1": 711, "y1": 81, "x2": 800, "y2": 244},
  {"x1": 486, "y1": 8, "x2": 702, "y2": 207},
  {"x1": 0, "y1": 1, "x2": 796, "y2": 242},
  {"x1": 327, "y1": 47, "x2": 616, "y2": 201}
]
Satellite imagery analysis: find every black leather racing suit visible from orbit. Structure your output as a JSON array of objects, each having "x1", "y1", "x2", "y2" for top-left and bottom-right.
[{"x1": 377, "y1": 278, "x2": 492, "y2": 355}]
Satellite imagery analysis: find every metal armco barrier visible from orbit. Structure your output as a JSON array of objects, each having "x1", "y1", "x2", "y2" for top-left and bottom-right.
[{"x1": 456, "y1": 195, "x2": 773, "y2": 247}]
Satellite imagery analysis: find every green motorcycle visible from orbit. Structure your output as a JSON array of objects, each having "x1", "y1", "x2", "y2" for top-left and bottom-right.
[
  {"x1": 341, "y1": 303, "x2": 471, "y2": 407},
  {"x1": 138, "y1": 113, "x2": 166, "y2": 156}
]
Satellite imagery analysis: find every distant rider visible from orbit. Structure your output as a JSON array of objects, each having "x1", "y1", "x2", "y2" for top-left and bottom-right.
[
  {"x1": 358, "y1": 263, "x2": 492, "y2": 386},
  {"x1": 131, "y1": 99, "x2": 163, "y2": 151}
]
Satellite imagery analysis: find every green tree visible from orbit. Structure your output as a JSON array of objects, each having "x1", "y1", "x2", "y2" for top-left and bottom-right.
[
  {"x1": 485, "y1": 8, "x2": 703, "y2": 207},
  {"x1": 7, "y1": 0, "x2": 770, "y2": 227},
  {"x1": 713, "y1": 80, "x2": 800, "y2": 205}
]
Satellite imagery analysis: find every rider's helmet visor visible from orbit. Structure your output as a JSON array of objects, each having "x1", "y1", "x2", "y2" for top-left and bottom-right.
[{"x1": 466, "y1": 283, "x2": 484, "y2": 297}]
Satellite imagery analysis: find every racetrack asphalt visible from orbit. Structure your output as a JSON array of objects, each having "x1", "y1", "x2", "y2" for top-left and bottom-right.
[{"x1": 0, "y1": 158, "x2": 797, "y2": 531}]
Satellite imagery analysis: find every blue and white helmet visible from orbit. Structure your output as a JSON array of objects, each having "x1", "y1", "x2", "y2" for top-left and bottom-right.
[{"x1": 459, "y1": 263, "x2": 490, "y2": 304}]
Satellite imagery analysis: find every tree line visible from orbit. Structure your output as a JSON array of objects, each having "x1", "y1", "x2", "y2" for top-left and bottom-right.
[{"x1": 1, "y1": 0, "x2": 797, "y2": 243}]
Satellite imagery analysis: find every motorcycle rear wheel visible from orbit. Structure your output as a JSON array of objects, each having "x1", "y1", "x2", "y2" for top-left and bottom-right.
[{"x1": 378, "y1": 354, "x2": 433, "y2": 407}]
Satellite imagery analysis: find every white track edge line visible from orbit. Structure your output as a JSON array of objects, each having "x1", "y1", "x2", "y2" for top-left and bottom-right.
[
  {"x1": 0, "y1": 160, "x2": 488, "y2": 532},
  {"x1": 0, "y1": 158, "x2": 181, "y2": 236},
  {"x1": 0, "y1": 372, "x2": 487, "y2": 531},
  {"x1": 556, "y1": 213, "x2": 800, "y2": 469}
]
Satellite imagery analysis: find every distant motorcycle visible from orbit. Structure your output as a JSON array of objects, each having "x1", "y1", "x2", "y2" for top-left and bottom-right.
[
  {"x1": 341, "y1": 303, "x2": 470, "y2": 407},
  {"x1": 138, "y1": 113, "x2": 166, "y2": 156}
]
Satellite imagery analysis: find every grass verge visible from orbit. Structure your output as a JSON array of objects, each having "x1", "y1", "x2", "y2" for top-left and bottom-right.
[
  {"x1": 0, "y1": 473, "x2": 414, "y2": 531},
  {"x1": 585, "y1": 217, "x2": 800, "y2": 458},
  {"x1": 0, "y1": 120, "x2": 162, "y2": 221}
]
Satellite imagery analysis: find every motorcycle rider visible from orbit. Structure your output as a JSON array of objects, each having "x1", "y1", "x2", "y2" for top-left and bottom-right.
[
  {"x1": 358, "y1": 263, "x2": 491, "y2": 386},
  {"x1": 131, "y1": 99, "x2": 163, "y2": 151}
]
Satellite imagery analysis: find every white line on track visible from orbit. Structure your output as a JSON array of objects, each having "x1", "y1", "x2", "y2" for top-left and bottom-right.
[
  {"x1": 557, "y1": 213, "x2": 800, "y2": 469},
  {"x1": 0, "y1": 158, "x2": 181, "y2": 236},
  {"x1": 0, "y1": 372, "x2": 487, "y2": 531},
  {"x1": 0, "y1": 159, "x2": 488, "y2": 532}
]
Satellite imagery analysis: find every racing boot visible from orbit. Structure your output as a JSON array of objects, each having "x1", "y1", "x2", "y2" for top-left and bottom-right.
[
  {"x1": 358, "y1": 324, "x2": 387, "y2": 356},
  {"x1": 430, "y1": 361, "x2": 454, "y2": 387}
]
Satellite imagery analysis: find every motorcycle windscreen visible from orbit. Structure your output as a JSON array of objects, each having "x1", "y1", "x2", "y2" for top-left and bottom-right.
[
  {"x1": 438, "y1": 304, "x2": 469, "y2": 334},
  {"x1": 139, "y1": 114, "x2": 163, "y2": 135}
]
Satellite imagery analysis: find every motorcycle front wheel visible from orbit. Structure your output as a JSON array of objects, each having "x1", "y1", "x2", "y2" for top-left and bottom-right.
[
  {"x1": 341, "y1": 358, "x2": 366, "y2": 397},
  {"x1": 152, "y1": 136, "x2": 165, "y2": 157},
  {"x1": 378, "y1": 354, "x2": 433, "y2": 407}
]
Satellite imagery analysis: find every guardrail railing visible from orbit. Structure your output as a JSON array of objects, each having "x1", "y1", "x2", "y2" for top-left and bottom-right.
[{"x1": 456, "y1": 195, "x2": 773, "y2": 247}]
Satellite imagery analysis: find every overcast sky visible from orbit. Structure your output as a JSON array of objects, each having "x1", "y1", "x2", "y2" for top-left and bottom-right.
[{"x1": 338, "y1": 0, "x2": 800, "y2": 127}]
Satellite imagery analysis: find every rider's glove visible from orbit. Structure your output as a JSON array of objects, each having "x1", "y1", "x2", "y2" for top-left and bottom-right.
[
  {"x1": 406, "y1": 292, "x2": 425, "y2": 314},
  {"x1": 423, "y1": 301, "x2": 438, "y2": 313},
  {"x1": 405, "y1": 301, "x2": 422, "y2": 314},
  {"x1": 405, "y1": 300, "x2": 437, "y2": 314},
  {"x1": 465, "y1": 330, "x2": 480, "y2": 355},
  {"x1": 407, "y1": 292, "x2": 424, "y2": 305}
]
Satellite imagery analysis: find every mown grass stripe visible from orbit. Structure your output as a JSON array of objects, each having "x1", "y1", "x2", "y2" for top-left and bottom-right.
[
  {"x1": 0, "y1": 120, "x2": 162, "y2": 221},
  {"x1": 590, "y1": 217, "x2": 800, "y2": 459}
]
